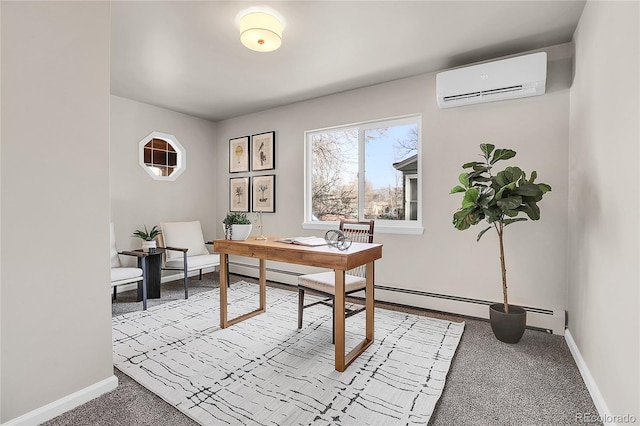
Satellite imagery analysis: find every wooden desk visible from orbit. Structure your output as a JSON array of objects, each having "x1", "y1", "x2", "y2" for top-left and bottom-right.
[{"x1": 213, "y1": 236, "x2": 382, "y2": 372}]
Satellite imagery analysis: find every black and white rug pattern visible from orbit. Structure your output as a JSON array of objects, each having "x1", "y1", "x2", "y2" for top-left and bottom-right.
[{"x1": 112, "y1": 281, "x2": 464, "y2": 425}]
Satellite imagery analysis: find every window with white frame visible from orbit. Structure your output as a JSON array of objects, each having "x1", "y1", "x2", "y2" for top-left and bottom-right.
[
  {"x1": 304, "y1": 115, "x2": 422, "y2": 234},
  {"x1": 138, "y1": 131, "x2": 186, "y2": 181}
]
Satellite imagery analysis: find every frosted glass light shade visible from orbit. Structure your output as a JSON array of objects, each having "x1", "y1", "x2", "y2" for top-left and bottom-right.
[{"x1": 240, "y1": 12, "x2": 283, "y2": 52}]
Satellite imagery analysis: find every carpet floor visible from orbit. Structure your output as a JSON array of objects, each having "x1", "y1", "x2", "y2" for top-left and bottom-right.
[{"x1": 44, "y1": 273, "x2": 601, "y2": 426}]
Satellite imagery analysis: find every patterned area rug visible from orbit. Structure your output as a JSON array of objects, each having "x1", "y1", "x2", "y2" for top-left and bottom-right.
[{"x1": 112, "y1": 281, "x2": 464, "y2": 425}]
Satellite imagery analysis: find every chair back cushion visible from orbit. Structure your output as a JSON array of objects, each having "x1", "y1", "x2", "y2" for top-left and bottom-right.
[
  {"x1": 339, "y1": 220, "x2": 374, "y2": 243},
  {"x1": 161, "y1": 221, "x2": 209, "y2": 260},
  {"x1": 339, "y1": 220, "x2": 374, "y2": 276},
  {"x1": 110, "y1": 222, "x2": 122, "y2": 268}
]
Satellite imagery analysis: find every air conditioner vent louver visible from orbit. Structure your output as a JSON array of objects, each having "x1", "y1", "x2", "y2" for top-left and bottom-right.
[{"x1": 436, "y1": 53, "x2": 547, "y2": 108}]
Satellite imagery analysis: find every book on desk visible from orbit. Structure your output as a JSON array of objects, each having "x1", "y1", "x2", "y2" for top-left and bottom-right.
[{"x1": 277, "y1": 236, "x2": 329, "y2": 246}]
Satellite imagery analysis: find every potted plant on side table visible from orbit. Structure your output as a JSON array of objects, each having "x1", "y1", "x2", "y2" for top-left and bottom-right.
[
  {"x1": 132, "y1": 225, "x2": 161, "y2": 252},
  {"x1": 222, "y1": 212, "x2": 252, "y2": 241},
  {"x1": 450, "y1": 144, "x2": 551, "y2": 343}
]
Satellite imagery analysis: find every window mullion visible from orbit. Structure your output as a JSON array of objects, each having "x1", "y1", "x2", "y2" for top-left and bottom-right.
[{"x1": 358, "y1": 128, "x2": 365, "y2": 221}]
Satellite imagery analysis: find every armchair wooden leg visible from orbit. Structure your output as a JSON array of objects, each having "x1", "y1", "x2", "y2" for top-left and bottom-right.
[
  {"x1": 199, "y1": 269, "x2": 202, "y2": 280},
  {"x1": 113, "y1": 286, "x2": 117, "y2": 301},
  {"x1": 183, "y1": 252, "x2": 188, "y2": 299},
  {"x1": 298, "y1": 288, "x2": 305, "y2": 329}
]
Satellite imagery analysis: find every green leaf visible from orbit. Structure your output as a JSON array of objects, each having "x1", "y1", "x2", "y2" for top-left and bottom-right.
[
  {"x1": 466, "y1": 170, "x2": 486, "y2": 179},
  {"x1": 483, "y1": 206, "x2": 502, "y2": 223},
  {"x1": 459, "y1": 173, "x2": 470, "y2": 188},
  {"x1": 497, "y1": 195, "x2": 523, "y2": 211},
  {"x1": 514, "y1": 182, "x2": 542, "y2": 197},
  {"x1": 504, "y1": 209, "x2": 520, "y2": 217},
  {"x1": 495, "y1": 167, "x2": 523, "y2": 188},
  {"x1": 462, "y1": 161, "x2": 482, "y2": 169},
  {"x1": 450, "y1": 185, "x2": 466, "y2": 194},
  {"x1": 473, "y1": 164, "x2": 490, "y2": 172},
  {"x1": 495, "y1": 182, "x2": 516, "y2": 199},
  {"x1": 505, "y1": 166, "x2": 523, "y2": 182},
  {"x1": 518, "y1": 171, "x2": 526, "y2": 186},
  {"x1": 477, "y1": 226, "x2": 493, "y2": 242},
  {"x1": 530, "y1": 170, "x2": 537, "y2": 183},
  {"x1": 504, "y1": 218, "x2": 528, "y2": 226},
  {"x1": 490, "y1": 149, "x2": 517, "y2": 164},
  {"x1": 132, "y1": 224, "x2": 161, "y2": 241},
  {"x1": 538, "y1": 183, "x2": 552, "y2": 193},
  {"x1": 461, "y1": 188, "x2": 480, "y2": 209},
  {"x1": 477, "y1": 186, "x2": 495, "y2": 207},
  {"x1": 523, "y1": 192, "x2": 544, "y2": 203},
  {"x1": 521, "y1": 201, "x2": 541, "y2": 220},
  {"x1": 453, "y1": 207, "x2": 480, "y2": 230},
  {"x1": 480, "y1": 144, "x2": 495, "y2": 159}
]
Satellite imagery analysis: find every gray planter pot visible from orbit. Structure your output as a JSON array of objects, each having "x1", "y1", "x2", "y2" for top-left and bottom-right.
[{"x1": 489, "y1": 303, "x2": 526, "y2": 343}]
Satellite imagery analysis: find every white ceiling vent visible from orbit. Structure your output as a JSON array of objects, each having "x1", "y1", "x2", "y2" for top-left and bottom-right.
[{"x1": 436, "y1": 52, "x2": 547, "y2": 108}]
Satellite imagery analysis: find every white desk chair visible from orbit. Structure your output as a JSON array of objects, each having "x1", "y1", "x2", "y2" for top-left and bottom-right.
[
  {"x1": 297, "y1": 220, "x2": 375, "y2": 343},
  {"x1": 159, "y1": 221, "x2": 220, "y2": 299}
]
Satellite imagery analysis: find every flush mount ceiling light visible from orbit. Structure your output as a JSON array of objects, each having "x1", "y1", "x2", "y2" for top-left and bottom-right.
[{"x1": 237, "y1": 7, "x2": 285, "y2": 52}]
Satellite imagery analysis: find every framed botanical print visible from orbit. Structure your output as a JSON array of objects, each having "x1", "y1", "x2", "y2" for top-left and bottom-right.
[
  {"x1": 252, "y1": 174, "x2": 276, "y2": 213},
  {"x1": 229, "y1": 177, "x2": 250, "y2": 212},
  {"x1": 251, "y1": 131, "x2": 275, "y2": 171},
  {"x1": 229, "y1": 136, "x2": 250, "y2": 173}
]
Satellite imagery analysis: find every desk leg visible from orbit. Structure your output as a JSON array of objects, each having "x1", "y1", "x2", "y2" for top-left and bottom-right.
[
  {"x1": 259, "y1": 258, "x2": 266, "y2": 311},
  {"x1": 220, "y1": 253, "x2": 228, "y2": 328},
  {"x1": 334, "y1": 262, "x2": 375, "y2": 372},
  {"x1": 365, "y1": 261, "x2": 375, "y2": 341},
  {"x1": 219, "y1": 254, "x2": 267, "y2": 328},
  {"x1": 334, "y1": 270, "x2": 346, "y2": 371}
]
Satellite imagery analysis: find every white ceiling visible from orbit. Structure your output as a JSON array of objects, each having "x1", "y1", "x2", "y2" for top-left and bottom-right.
[{"x1": 110, "y1": 1, "x2": 586, "y2": 122}]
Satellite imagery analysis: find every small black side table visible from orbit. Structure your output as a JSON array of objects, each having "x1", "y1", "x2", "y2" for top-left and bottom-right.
[{"x1": 134, "y1": 248, "x2": 165, "y2": 301}]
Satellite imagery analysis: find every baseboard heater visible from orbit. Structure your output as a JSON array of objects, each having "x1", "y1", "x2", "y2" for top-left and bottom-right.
[{"x1": 228, "y1": 261, "x2": 566, "y2": 336}]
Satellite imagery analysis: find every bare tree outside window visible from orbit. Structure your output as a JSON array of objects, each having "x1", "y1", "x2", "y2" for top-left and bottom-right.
[
  {"x1": 308, "y1": 116, "x2": 420, "y2": 223},
  {"x1": 311, "y1": 130, "x2": 359, "y2": 220}
]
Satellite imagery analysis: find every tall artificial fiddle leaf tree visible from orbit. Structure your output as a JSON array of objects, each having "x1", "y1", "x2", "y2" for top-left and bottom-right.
[{"x1": 451, "y1": 144, "x2": 551, "y2": 313}]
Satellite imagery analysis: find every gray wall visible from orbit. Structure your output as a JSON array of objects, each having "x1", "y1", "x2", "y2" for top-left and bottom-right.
[
  {"x1": 568, "y1": 1, "x2": 639, "y2": 417},
  {"x1": 1, "y1": 2, "x2": 112, "y2": 421},
  {"x1": 215, "y1": 44, "x2": 572, "y2": 319},
  {"x1": 110, "y1": 95, "x2": 218, "y2": 259}
]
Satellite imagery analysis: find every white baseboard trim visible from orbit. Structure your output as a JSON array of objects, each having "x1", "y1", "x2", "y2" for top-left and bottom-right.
[
  {"x1": 565, "y1": 329, "x2": 612, "y2": 423},
  {"x1": 229, "y1": 262, "x2": 565, "y2": 334},
  {"x1": 3, "y1": 375, "x2": 118, "y2": 425}
]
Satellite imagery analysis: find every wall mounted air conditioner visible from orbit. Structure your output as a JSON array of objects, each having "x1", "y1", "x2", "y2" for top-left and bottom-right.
[{"x1": 436, "y1": 52, "x2": 547, "y2": 108}]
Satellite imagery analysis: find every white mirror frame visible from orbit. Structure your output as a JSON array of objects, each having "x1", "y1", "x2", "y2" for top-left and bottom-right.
[{"x1": 138, "y1": 131, "x2": 186, "y2": 181}]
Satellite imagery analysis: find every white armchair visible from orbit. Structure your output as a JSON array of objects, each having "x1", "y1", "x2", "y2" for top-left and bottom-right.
[
  {"x1": 110, "y1": 223, "x2": 149, "y2": 310},
  {"x1": 159, "y1": 220, "x2": 220, "y2": 299}
]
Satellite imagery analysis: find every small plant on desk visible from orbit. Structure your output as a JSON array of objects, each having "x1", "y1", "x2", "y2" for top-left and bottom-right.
[{"x1": 222, "y1": 212, "x2": 252, "y2": 240}]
